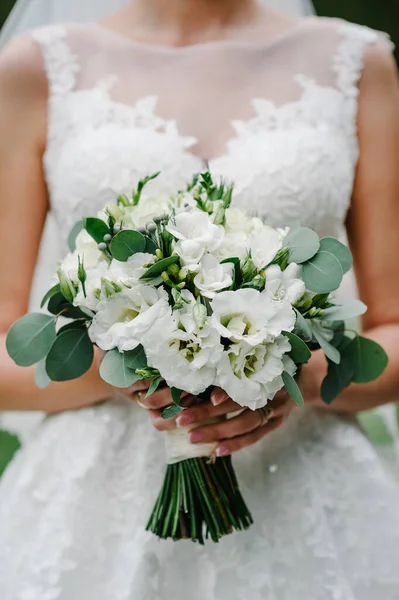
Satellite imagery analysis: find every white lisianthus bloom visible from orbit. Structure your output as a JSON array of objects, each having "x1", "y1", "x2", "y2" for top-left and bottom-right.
[
  {"x1": 264, "y1": 264, "x2": 306, "y2": 305},
  {"x1": 249, "y1": 227, "x2": 282, "y2": 270},
  {"x1": 90, "y1": 286, "x2": 169, "y2": 352},
  {"x1": 211, "y1": 288, "x2": 295, "y2": 346},
  {"x1": 193, "y1": 254, "x2": 234, "y2": 299},
  {"x1": 108, "y1": 253, "x2": 155, "y2": 288},
  {"x1": 121, "y1": 195, "x2": 173, "y2": 229},
  {"x1": 142, "y1": 292, "x2": 223, "y2": 395},
  {"x1": 214, "y1": 231, "x2": 249, "y2": 261},
  {"x1": 225, "y1": 207, "x2": 263, "y2": 235},
  {"x1": 216, "y1": 337, "x2": 296, "y2": 410},
  {"x1": 60, "y1": 230, "x2": 103, "y2": 284},
  {"x1": 74, "y1": 261, "x2": 109, "y2": 312},
  {"x1": 173, "y1": 239, "x2": 206, "y2": 273},
  {"x1": 166, "y1": 209, "x2": 224, "y2": 251}
]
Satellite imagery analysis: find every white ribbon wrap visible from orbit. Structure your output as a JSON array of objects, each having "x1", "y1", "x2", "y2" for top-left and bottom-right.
[{"x1": 165, "y1": 420, "x2": 219, "y2": 465}]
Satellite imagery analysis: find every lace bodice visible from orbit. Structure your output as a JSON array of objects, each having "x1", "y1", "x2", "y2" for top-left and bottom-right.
[{"x1": 31, "y1": 17, "x2": 391, "y2": 248}]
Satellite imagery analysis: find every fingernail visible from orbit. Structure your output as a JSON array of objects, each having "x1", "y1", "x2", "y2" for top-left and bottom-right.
[
  {"x1": 211, "y1": 390, "x2": 228, "y2": 406},
  {"x1": 189, "y1": 430, "x2": 205, "y2": 444},
  {"x1": 176, "y1": 413, "x2": 195, "y2": 428},
  {"x1": 216, "y1": 446, "x2": 230, "y2": 457}
]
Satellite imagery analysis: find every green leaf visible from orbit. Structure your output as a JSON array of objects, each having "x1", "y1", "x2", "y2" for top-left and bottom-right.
[
  {"x1": 6, "y1": 313, "x2": 56, "y2": 367},
  {"x1": 68, "y1": 220, "x2": 84, "y2": 251},
  {"x1": 110, "y1": 230, "x2": 147, "y2": 261},
  {"x1": 171, "y1": 387, "x2": 184, "y2": 406},
  {"x1": 0, "y1": 430, "x2": 21, "y2": 477},
  {"x1": 57, "y1": 320, "x2": 87, "y2": 335},
  {"x1": 358, "y1": 410, "x2": 394, "y2": 447},
  {"x1": 46, "y1": 329, "x2": 94, "y2": 381},
  {"x1": 321, "y1": 300, "x2": 367, "y2": 322},
  {"x1": 40, "y1": 284, "x2": 61, "y2": 309},
  {"x1": 221, "y1": 257, "x2": 242, "y2": 289},
  {"x1": 293, "y1": 309, "x2": 313, "y2": 342},
  {"x1": 84, "y1": 217, "x2": 111, "y2": 244},
  {"x1": 123, "y1": 345, "x2": 148, "y2": 371},
  {"x1": 47, "y1": 292, "x2": 87, "y2": 319},
  {"x1": 146, "y1": 376, "x2": 162, "y2": 398},
  {"x1": 144, "y1": 236, "x2": 157, "y2": 255},
  {"x1": 284, "y1": 227, "x2": 320, "y2": 264},
  {"x1": 319, "y1": 237, "x2": 352, "y2": 274},
  {"x1": 321, "y1": 359, "x2": 355, "y2": 405},
  {"x1": 161, "y1": 405, "x2": 184, "y2": 420},
  {"x1": 282, "y1": 331, "x2": 312, "y2": 363},
  {"x1": 99, "y1": 348, "x2": 142, "y2": 388},
  {"x1": 312, "y1": 324, "x2": 341, "y2": 365},
  {"x1": 282, "y1": 371, "x2": 304, "y2": 407},
  {"x1": 342, "y1": 336, "x2": 388, "y2": 384},
  {"x1": 140, "y1": 256, "x2": 180, "y2": 282},
  {"x1": 35, "y1": 358, "x2": 51, "y2": 389},
  {"x1": 302, "y1": 250, "x2": 343, "y2": 294}
]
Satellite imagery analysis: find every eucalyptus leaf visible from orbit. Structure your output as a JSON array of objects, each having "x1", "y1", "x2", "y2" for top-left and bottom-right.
[
  {"x1": 282, "y1": 371, "x2": 304, "y2": 407},
  {"x1": 282, "y1": 331, "x2": 311, "y2": 363},
  {"x1": 35, "y1": 358, "x2": 51, "y2": 390},
  {"x1": 319, "y1": 237, "x2": 353, "y2": 274},
  {"x1": 57, "y1": 320, "x2": 87, "y2": 335},
  {"x1": 312, "y1": 323, "x2": 341, "y2": 364},
  {"x1": 144, "y1": 236, "x2": 157, "y2": 255},
  {"x1": 342, "y1": 336, "x2": 388, "y2": 384},
  {"x1": 0, "y1": 430, "x2": 21, "y2": 477},
  {"x1": 284, "y1": 227, "x2": 320, "y2": 264},
  {"x1": 146, "y1": 377, "x2": 162, "y2": 398},
  {"x1": 99, "y1": 348, "x2": 142, "y2": 388},
  {"x1": 84, "y1": 217, "x2": 111, "y2": 244},
  {"x1": 46, "y1": 329, "x2": 94, "y2": 381},
  {"x1": 123, "y1": 345, "x2": 148, "y2": 371},
  {"x1": 6, "y1": 313, "x2": 56, "y2": 367},
  {"x1": 321, "y1": 300, "x2": 367, "y2": 322},
  {"x1": 171, "y1": 387, "x2": 184, "y2": 407},
  {"x1": 110, "y1": 230, "x2": 146, "y2": 262},
  {"x1": 161, "y1": 405, "x2": 184, "y2": 420},
  {"x1": 48, "y1": 292, "x2": 87, "y2": 319},
  {"x1": 40, "y1": 284, "x2": 61, "y2": 309},
  {"x1": 321, "y1": 359, "x2": 355, "y2": 405},
  {"x1": 68, "y1": 220, "x2": 84, "y2": 251},
  {"x1": 293, "y1": 309, "x2": 313, "y2": 342},
  {"x1": 221, "y1": 257, "x2": 242, "y2": 289},
  {"x1": 302, "y1": 250, "x2": 343, "y2": 293},
  {"x1": 140, "y1": 256, "x2": 180, "y2": 282}
]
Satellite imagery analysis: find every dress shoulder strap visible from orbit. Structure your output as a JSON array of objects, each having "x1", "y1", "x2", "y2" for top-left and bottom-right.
[{"x1": 31, "y1": 25, "x2": 80, "y2": 97}]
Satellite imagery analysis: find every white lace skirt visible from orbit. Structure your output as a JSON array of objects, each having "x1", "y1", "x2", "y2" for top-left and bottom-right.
[{"x1": 0, "y1": 399, "x2": 398, "y2": 600}]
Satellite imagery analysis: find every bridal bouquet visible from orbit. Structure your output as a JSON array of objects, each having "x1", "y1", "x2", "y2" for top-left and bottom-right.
[{"x1": 7, "y1": 172, "x2": 388, "y2": 543}]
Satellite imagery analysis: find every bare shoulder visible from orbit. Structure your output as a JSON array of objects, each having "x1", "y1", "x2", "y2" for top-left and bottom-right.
[
  {"x1": 0, "y1": 33, "x2": 47, "y2": 100},
  {"x1": 361, "y1": 40, "x2": 398, "y2": 91}
]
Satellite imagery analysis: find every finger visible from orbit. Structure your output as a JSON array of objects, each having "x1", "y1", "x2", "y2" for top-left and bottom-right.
[
  {"x1": 210, "y1": 387, "x2": 230, "y2": 406},
  {"x1": 189, "y1": 409, "x2": 263, "y2": 444},
  {"x1": 215, "y1": 416, "x2": 284, "y2": 457},
  {"x1": 176, "y1": 399, "x2": 241, "y2": 428}
]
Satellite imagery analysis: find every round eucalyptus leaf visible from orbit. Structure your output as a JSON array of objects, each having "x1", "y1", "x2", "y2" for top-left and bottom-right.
[
  {"x1": 284, "y1": 227, "x2": 320, "y2": 264},
  {"x1": 161, "y1": 405, "x2": 184, "y2": 420},
  {"x1": 321, "y1": 359, "x2": 355, "y2": 405},
  {"x1": 84, "y1": 217, "x2": 111, "y2": 244},
  {"x1": 46, "y1": 329, "x2": 94, "y2": 381},
  {"x1": 293, "y1": 309, "x2": 313, "y2": 342},
  {"x1": 99, "y1": 348, "x2": 141, "y2": 388},
  {"x1": 6, "y1": 313, "x2": 56, "y2": 367},
  {"x1": 302, "y1": 251, "x2": 343, "y2": 293},
  {"x1": 321, "y1": 300, "x2": 367, "y2": 322},
  {"x1": 319, "y1": 237, "x2": 352, "y2": 274},
  {"x1": 48, "y1": 292, "x2": 87, "y2": 319},
  {"x1": 282, "y1": 331, "x2": 311, "y2": 363},
  {"x1": 312, "y1": 324, "x2": 341, "y2": 365},
  {"x1": 68, "y1": 220, "x2": 84, "y2": 251},
  {"x1": 123, "y1": 345, "x2": 148, "y2": 371},
  {"x1": 110, "y1": 230, "x2": 146, "y2": 262},
  {"x1": 35, "y1": 358, "x2": 51, "y2": 390},
  {"x1": 140, "y1": 256, "x2": 180, "y2": 282},
  {"x1": 282, "y1": 371, "x2": 304, "y2": 407},
  {"x1": 144, "y1": 236, "x2": 157, "y2": 255},
  {"x1": 342, "y1": 336, "x2": 388, "y2": 384}
]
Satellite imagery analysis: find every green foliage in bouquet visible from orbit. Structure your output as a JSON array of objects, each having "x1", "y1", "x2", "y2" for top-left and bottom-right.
[{"x1": 6, "y1": 171, "x2": 388, "y2": 544}]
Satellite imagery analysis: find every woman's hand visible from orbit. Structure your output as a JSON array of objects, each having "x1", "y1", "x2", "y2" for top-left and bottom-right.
[{"x1": 149, "y1": 387, "x2": 296, "y2": 457}]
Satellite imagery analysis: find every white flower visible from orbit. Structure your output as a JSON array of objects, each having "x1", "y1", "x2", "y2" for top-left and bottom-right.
[
  {"x1": 121, "y1": 195, "x2": 173, "y2": 229},
  {"x1": 60, "y1": 230, "x2": 103, "y2": 284},
  {"x1": 216, "y1": 337, "x2": 296, "y2": 410},
  {"x1": 194, "y1": 254, "x2": 233, "y2": 299},
  {"x1": 108, "y1": 253, "x2": 155, "y2": 288},
  {"x1": 90, "y1": 286, "x2": 169, "y2": 352},
  {"x1": 264, "y1": 264, "x2": 306, "y2": 305},
  {"x1": 225, "y1": 207, "x2": 263, "y2": 235},
  {"x1": 211, "y1": 288, "x2": 295, "y2": 346},
  {"x1": 173, "y1": 240, "x2": 206, "y2": 273},
  {"x1": 166, "y1": 209, "x2": 224, "y2": 251},
  {"x1": 74, "y1": 261, "x2": 109, "y2": 312},
  {"x1": 249, "y1": 227, "x2": 282, "y2": 270},
  {"x1": 142, "y1": 292, "x2": 223, "y2": 395},
  {"x1": 214, "y1": 231, "x2": 249, "y2": 261}
]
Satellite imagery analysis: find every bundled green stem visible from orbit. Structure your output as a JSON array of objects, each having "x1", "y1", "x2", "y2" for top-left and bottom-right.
[{"x1": 146, "y1": 456, "x2": 253, "y2": 544}]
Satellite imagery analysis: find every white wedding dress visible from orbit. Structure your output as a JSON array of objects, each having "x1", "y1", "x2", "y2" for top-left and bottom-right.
[{"x1": 1, "y1": 16, "x2": 399, "y2": 600}]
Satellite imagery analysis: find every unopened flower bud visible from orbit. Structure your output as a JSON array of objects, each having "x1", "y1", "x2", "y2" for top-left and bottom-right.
[
  {"x1": 57, "y1": 268, "x2": 76, "y2": 303},
  {"x1": 146, "y1": 223, "x2": 157, "y2": 233},
  {"x1": 98, "y1": 242, "x2": 107, "y2": 251},
  {"x1": 193, "y1": 299, "x2": 207, "y2": 329},
  {"x1": 113, "y1": 223, "x2": 121, "y2": 233},
  {"x1": 101, "y1": 278, "x2": 116, "y2": 298},
  {"x1": 106, "y1": 202, "x2": 124, "y2": 221},
  {"x1": 161, "y1": 271, "x2": 170, "y2": 284},
  {"x1": 155, "y1": 249, "x2": 164, "y2": 261},
  {"x1": 167, "y1": 264, "x2": 180, "y2": 279},
  {"x1": 103, "y1": 234, "x2": 112, "y2": 243},
  {"x1": 177, "y1": 282, "x2": 186, "y2": 290}
]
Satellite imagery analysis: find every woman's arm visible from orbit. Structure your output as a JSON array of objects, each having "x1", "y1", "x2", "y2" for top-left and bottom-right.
[
  {"x1": 307, "y1": 41, "x2": 399, "y2": 413},
  {"x1": 0, "y1": 37, "x2": 111, "y2": 412}
]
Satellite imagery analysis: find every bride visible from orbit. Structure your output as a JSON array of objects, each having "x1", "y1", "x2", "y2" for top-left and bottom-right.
[{"x1": 1, "y1": 0, "x2": 399, "y2": 598}]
